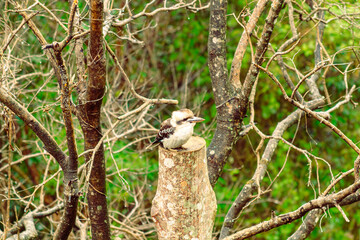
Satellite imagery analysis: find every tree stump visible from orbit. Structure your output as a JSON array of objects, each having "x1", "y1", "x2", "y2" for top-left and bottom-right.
[{"x1": 151, "y1": 136, "x2": 217, "y2": 240}]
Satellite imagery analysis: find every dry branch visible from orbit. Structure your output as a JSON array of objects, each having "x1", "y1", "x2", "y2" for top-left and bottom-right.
[
  {"x1": 219, "y1": 98, "x2": 324, "y2": 239},
  {"x1": 36, "y1": 0, "x2": 68, "y2": 31},
  {"x1": 257, "y1": 64, "x2": 360, "y2": 155},
  {"x1": 105, "y1": 41, "x2": 178, "y2": 105},
  {"x1": 0, "y1": 204, "x2": 64, "y2": 240},
  {"x1": 51, "y1": 7, "x2": 79, "y2": 239},
  {"x1": 290, "y1": 62, "x2": 326, "y2": 99},
  {"x1": 42, "y1": 0, "x2": 78, "y2": 51},
  {"x1": 15, "y1": 4, "x2": 62, "y2": 82},
  {"x1": 240, "y1": 0, "x2": 284, "y2": 113},
  {"x1": 113, "y1": 0, "x2": 199, "y2": 27},
  {"x1": 223, "y1": 181, "x2": 360, "y2": 240},
  {"x1": 229, "y1": 0, "x2": 269, "y2": 89},
  {"x1": 0, "y1": 87, "x2": 67, "y2": 169},
  {"x1": 0, "y1": 11, "x2": 39, "y2": 58}
]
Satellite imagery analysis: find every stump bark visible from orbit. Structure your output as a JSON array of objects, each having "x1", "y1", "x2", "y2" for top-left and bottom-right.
[{"x1": 151, "y1": 136, "x2": 217, "y2": 240}]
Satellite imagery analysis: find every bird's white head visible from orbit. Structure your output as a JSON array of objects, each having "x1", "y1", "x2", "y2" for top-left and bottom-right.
[{"x1": 170, "y1": 109, "x2": 204, "y2": 127}]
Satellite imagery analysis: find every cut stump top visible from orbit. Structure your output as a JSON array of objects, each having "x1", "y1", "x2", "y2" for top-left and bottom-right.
[{"x1": 159, "y1": 136, "x2": 206, "y2": 153}]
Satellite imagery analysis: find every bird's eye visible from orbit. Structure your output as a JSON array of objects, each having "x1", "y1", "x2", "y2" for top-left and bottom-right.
[
  {"x1": 182, "y1": 117, "x2": 191, "y2": 123},
  {"x1": 177, "y1": 118, "x2": 190, "y2": 124}
]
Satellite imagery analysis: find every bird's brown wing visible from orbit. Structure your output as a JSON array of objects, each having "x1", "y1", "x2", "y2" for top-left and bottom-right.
[
  {"x1": 155, "y1": 118, "x2": 175, "y2": 143},
  {"x1": 146, "y1": 119, "x2": 175, "y2": 150}
]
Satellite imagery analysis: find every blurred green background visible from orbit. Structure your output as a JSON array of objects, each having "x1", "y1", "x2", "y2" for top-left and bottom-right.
[{"x1": 1, "y1": 0, "x2": 360, "y2": 239}]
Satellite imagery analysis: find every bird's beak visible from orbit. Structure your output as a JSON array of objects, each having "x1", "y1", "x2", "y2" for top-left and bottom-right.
[{"x1": 187, "y1": 117, "x2": 205, "y2": 123}]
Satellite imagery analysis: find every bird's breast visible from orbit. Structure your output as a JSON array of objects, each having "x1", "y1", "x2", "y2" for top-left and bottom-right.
[{"x1": 162, "y1": 124, "x2": 194, "y2": 149}]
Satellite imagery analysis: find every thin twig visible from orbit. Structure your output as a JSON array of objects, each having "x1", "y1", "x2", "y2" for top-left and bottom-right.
[
  {"x1": 257, "y1": 64, "x2": 360, "y2": 155},
  {"x1": 104, "y1": 41, "x2": 178, "y2": 105},
  {"x1": 291, "y1": 62, "x2": 326, "y2": 99},
  {"x1": 0, "y1": 11, "x2": 39, "y2": 57},
  {"x1": 113, "y1": 0, "x2": 198, "y2": 27}
]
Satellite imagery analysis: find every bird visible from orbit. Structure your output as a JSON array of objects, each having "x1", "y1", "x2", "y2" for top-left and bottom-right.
[{"x1": 147, "y1": 109, "x2": 204, "y2": 150}]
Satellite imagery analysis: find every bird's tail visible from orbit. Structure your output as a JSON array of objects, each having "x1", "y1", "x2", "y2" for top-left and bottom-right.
[{"x1": 145, "y1": 142, "x2": 160, "y2": 150}]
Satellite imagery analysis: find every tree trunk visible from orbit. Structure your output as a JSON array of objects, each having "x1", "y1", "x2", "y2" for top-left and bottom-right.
[
  {"x1": 151, "y1": 137, "x2": 217, "y2": 240},
  {"x1": 78, "y1": 0, "x2": 111, "y2": 238}
]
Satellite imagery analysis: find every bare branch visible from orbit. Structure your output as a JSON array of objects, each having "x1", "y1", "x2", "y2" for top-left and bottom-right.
[
  {"x1": 219, "y1": 98, "x2": 323, "y2": 239},
  {"x1": 50, "y1": 4, "x2": 79, "y2": 237},
  {"x1": 105, "y1": 41, "x2": 178, "y2": 105},
  {"x1": 355, "y1": 156, "x2": 360, "y2": 182},
  {"x1": 290, "y1": 62, "x2": 326, "y2": 99},
  {"x1": 223, "y1": 180, "x2": 360, "y2": 240},
  {"x1": 240, "y1": 0, "x2": 285, "y2": 116},
  {"x1": 113, "y1": 0, "x2": 199, "y2": 27},
  {"x1": 36, "y1": 0, "x2": 68, "y2": 31},
  {"x1": 42, "y1": 0, "x2": 78, "y2": 51},
  {"x1": 0, "y1": 87, "x2": 67, "y2": 169},
  {"x1": 229, "y1": 0, "x2": 269, "y2": 89},
  {"x1": 0, "y1": 11, "x2": 39, "y2": 58},
  {"x1": 15, "y1": 4, "x2": 63, "y2": 84},
  {"x1": 257, "y1": 64, "x2": 360, "y2": 155},
  {"x1": 1, "y1": 204, "x2": 64, "y2": 240}
]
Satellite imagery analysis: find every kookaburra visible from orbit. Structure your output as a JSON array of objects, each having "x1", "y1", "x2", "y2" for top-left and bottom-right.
[{"x1": 147, "y1": 109, "x2": 204, "y2": 149}]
